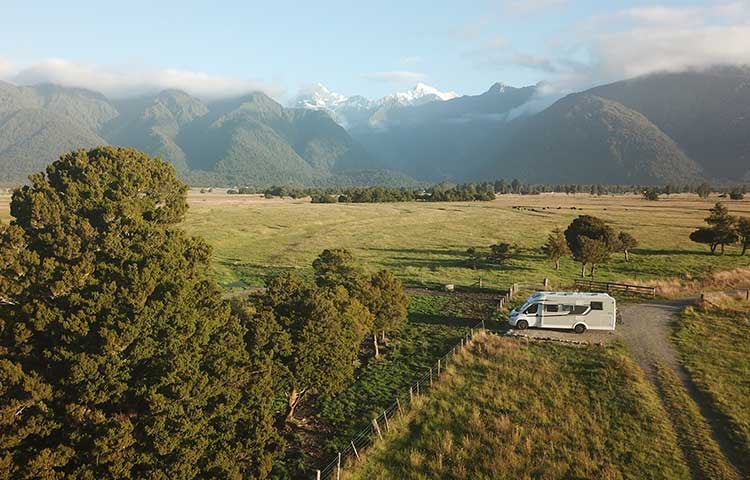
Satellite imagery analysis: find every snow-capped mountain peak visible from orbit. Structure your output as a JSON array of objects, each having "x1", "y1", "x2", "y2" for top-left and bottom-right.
[
  {"x1": 293, "y1": 83, "x2": 350, "y2": 110},
  {"x1": 380, "y1": 83, "x2": 458, "y2": 107}
]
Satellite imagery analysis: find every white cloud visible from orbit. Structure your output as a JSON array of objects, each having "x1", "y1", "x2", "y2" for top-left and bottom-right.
[
  {"x1": 361, "y1": 71, "x2": 427, "y2": 84},
  {"x1": 0, "y1": 58, "x2": 284, "y2": 100}
]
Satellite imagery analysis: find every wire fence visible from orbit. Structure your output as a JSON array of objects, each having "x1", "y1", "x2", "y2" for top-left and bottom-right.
[{"x1": 312, "y1": 321, "x2": 487, "y2": 479}]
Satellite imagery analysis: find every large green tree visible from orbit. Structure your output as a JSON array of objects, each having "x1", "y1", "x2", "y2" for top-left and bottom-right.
[
  {"x1": 564, "y1": 215, "x2": 617, "y2": 261},
  {"x1": 259, "y1": 274, "x2": 371, "y2": 422},
  {"x1": 0, "y1": 147, "x2": 279, "y2": 479}
]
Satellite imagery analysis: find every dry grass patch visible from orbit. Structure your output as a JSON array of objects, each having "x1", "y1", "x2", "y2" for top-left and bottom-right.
[{"x1": 346, "y1": 334, "x2": 690, "y2": 480}]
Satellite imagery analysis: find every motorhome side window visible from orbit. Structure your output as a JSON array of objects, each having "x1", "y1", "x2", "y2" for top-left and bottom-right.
[
  {"x1": 572, "y1": 305, "x2": 589, "y2": 315},
  {"x1": 545, "y1": 304, "x2": 559, "y2": 312},
  {"x1": 590, "y1": 301, "x2": 604, "y2": 310},
  {"x1": 561, "y1": 304, "x2": 574, "y2": 313},
  {"x1": 525, "y1": 304, "x2": 538, "y2": 314}
]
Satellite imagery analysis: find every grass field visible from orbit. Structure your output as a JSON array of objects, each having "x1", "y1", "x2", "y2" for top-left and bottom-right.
[
  {"x1": 653, "y1": 363, "x2": 738, "y2": 479},
  {"x1": 180, "y1": 192, "x2": 750, "y2": 290},
  {"x1": 3, "y1": 191, "x2": 749, "y2": 291},
  {"x1": 673, "y1": 298, "x2": 750, "y2": 474},
  {"x1": 345, "y1": 334, "x2": 691, "y2": 480}
]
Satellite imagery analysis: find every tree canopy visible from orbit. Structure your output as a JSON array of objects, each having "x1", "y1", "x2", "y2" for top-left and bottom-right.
[{"x1": 0, "y1": 147, "x2": 279, "y2": 478}]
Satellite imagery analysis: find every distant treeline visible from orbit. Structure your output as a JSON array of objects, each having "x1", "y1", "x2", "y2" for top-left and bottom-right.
[{"x1": 223, "y1": 180, "x2": 750, "y2": 203}]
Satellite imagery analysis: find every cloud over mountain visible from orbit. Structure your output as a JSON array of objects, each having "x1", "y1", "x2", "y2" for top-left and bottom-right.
[{"x1": 0, "y1": 57, "x2": 284, "y2": 101}]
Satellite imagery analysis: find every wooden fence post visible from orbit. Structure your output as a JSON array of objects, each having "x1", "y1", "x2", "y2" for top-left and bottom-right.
[
  {"x1": 437, "y1": 359, "x2": 441, "y2": 376},
  {"x1": 383, "y1": 411, "x2": 389, "y2": 432},
  {"x1": 544, "y1": 277, "x2": 549, "y2": 288},
  {"x1": 316, "y1": 470, "x2": 321, "y2": 480},
  {"x1": 409, "y1": 386, "x2": 413, "y2": 403},
  {"x1": 429, "y1": 367, "x2": 433, "y2": 387},
  {"x1": 416, "y1": 381, "x2": 420, "y2": 396},
  {"x1": 372, "y1": 418, "x2": 383, "y2": 440},
  {"x1": 351, "y1": 440, "x2": 359, "y2": 460},
  {"x1": 396, "y1": 397, "x2": 403, "y2": 416},
  {"x1": 336, "y1": 452, "x2": 341, "y2": 480}
]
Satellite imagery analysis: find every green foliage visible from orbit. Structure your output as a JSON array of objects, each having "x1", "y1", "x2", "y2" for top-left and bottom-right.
[
  {"x1": 729, "y1": 188, "x2": 745, "y2": 200},
  {"x1": 365, "y1": 271, "x2": 409, "y2": 338},
  {"x1": 258, "y1": 274, "x2": 371, "y2": 421},
  {"x1": 0, "y1": 147, "x2": 279, "y2": 478},
  {"x1": 643, "y1": 188, "x2": 661, "y2": 201},
  {"x1": 541, "y1": 227, "x2": 570, "y2": 269},
  {"x1": 736, "y1": 217, "x2": 750, "y2": 255},
  {"x1": 690, "y1": 202, "x2": 738, "y2": 255},
  {"x1": 617, "y1": 231, "x2": 639, "y2": 261},
  {"x1": 579, "y1": 237, "x2": 611, "y2": 277},
  {"x1": 487, "y1": 242, "x2": 513, "y2": 265},
  {"x1": 564, "y1": 215, "x2": 618, "y2": 277}
]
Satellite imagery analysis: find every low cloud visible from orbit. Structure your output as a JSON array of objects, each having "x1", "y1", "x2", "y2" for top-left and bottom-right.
[
  {"x1": 0, "y1": 58, "x2": 284, "y2": 100},
  {"x1": 361, "y1": 70, "x2": 427, "y2": 84}
]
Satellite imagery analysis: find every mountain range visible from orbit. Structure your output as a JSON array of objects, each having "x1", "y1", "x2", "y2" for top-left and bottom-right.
[{"x1": 1, "y1": 67, "x2": 749, "y2": 186}]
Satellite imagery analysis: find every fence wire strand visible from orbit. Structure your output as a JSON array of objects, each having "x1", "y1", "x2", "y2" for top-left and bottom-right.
[{"x1": 313, "y1": 321, "x2": 485, "y2": 479}]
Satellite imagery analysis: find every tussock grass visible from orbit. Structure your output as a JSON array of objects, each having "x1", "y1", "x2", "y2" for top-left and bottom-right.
[
  {"x1": 654, "y1": 364, "x2": 739, "y2": 479},
  {"x1": 345, "y1": 334, "x2": 690, "y2": 480},
  {"x1": 673, "y1": 303, "x2": 750, "y2": 473},
  {"x1": 637, "y1": 267, "x2": 750, "y2": 299}
]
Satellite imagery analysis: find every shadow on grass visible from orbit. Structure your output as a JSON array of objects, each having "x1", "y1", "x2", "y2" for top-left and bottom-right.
[{"x1": 631, "y1": 248, "x2": 714, "y2": 256}]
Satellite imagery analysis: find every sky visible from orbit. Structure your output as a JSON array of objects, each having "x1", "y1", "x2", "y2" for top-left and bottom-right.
[{"x1": 1, "y1": 0, "x2": 749, "y2": 102}]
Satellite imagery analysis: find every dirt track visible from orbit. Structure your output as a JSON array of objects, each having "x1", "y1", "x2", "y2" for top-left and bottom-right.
[{"x1": 619, "y1": 301, "x2": 745, "y2": 478}]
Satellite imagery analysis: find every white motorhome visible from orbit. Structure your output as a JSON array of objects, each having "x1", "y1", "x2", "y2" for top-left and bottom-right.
[{"x1": 508, "y1": 292, "x2": 617, "y2": 333}]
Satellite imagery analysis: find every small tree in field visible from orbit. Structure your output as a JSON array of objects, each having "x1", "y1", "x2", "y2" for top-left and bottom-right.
[
  {"x1": 705, "y1": 202, "x2": 737, "y2": 255},
  {"x1": 736, "y1": 217, "x2": 750, "y2": 256},
  {"x1": 541, "y1": 228, "x2": 570, "y2": 270},
  {"x1": 696, "y1": 182, "x2": 712, "y2": 199},
  {"x1": 576, "y1": 237, "x2": 610, "y2": 277},
  {"x1": 488, "y1": 242, "x2": 513, "y2": 267},
  {"x1": 466, "y1": 247, "x2": 483, "y2": 269},
  {"x1": 690, "y1": 228, "x2": 720, "y2": 254},
  {"x1": 617, "y1": 232, "x2": 638, "y2": 261},
  {"x1": 364, "y1": 270, "x2": 409, "y2": 358},
  {"x1": 690, "y1": 202, "x2": 737, "y2": 254},
  {"x1": 564, "y1": 215, "x2": 617, "y2": 258},
  {"x1": 642, "y1": 188, "x2": 660, "y2": 201}
]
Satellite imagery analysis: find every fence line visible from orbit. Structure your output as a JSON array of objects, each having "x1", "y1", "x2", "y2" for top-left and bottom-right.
[
  {"x1": 573, "y1": 279, "x2": 656, "y2": 297},
  {"x1": 313, "y1": 322, "x2": 485, "y2": 479}
]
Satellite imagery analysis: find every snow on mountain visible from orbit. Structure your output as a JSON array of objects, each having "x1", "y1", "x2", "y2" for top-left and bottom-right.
[
  {"x1": 292, "y1": 82, "x2": 457, "y2": 128},
  {"x1": 293, "y1": 83, "x2": 352, "y2": 110},
  {"x1": 378, "y1": 82, "x2": 458, "y2": 107}
]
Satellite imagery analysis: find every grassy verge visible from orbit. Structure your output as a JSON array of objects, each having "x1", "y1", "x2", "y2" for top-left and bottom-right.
[
  {"x1": 345, "y1": 334, "x2": 690, "y2": 480},
  {"x1": 673, "y1": 300, "x2": 750, "y2": 473},
  {"x1": 654, "y1": 363, "x2": 738, "y2": 479},
  {"x1": 316, "y1": 293, "x2": 493, "y2": 455}
]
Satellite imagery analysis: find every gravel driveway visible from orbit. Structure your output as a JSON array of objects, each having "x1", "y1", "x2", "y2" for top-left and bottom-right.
[{"x1": 618, "y1": 300, "x2": 744, "y2": 478}]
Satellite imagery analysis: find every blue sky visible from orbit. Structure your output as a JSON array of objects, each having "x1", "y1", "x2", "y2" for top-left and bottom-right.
[{"x1": 1, "y1": 0, "x2": 749, "y2": 101}]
